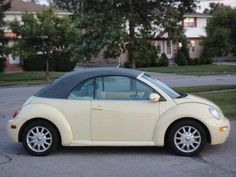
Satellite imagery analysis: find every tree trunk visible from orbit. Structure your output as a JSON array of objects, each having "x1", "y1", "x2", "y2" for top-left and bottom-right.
[
  {"x1": 45, "y1": 57, "x2": 50, "y2": 81},
  {"x1": 128, "y1": 0, "x2": 136, "y2": 69}
]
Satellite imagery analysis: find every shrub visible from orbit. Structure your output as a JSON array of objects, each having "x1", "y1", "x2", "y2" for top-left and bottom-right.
[
  {"x1": 159, "y1": 53, "x2": 169, "y2": 67},
  {"x1": 206, "y1": 57, "x2": 214, "y2": 64},
  {"x1": 150, "y1": 55, "x2": 159, "y2": 67},
  {"x1": 0, "y1": 57, "x2": 6, "y2": 72},
  {"x1": 200, "y1": 56, "x2": 213, "y2": 65},
  {"x1": 124, "y1": 61, "x2": 130, "y2": 68},
  {"x1": 23, "y1": 53, "x2": 76, "y2": 72},
  {"x1": 135, "y1": 57, "x2": 152, "y2": 68},
  {"x1": 55, "y1": 54, "x2": 77, "y2": 72},
  {"x1": 200, "y1": 57, "x2": 207, "y2": 64},
  {"x1": 188, "y1": 58, "x2": 195, "y2": 65},
  {"x1": 200, "y1": 48, "x2": 214, "y2": 64},
  {"x1": 179, "y1": 43, "x2": 191, "y2": 65},
  {"x1": 174, "y1": 51, "x2": 188, "y2": 66},
  {"x1": 23, "y1": 55, "x2": 56, "y2": 71},
  {"x1": 194, "y1": 58, "x2": 201, "y2": 65},
  {"x1": 131, "y1": 40, "x2": 158, "y2": 67}
]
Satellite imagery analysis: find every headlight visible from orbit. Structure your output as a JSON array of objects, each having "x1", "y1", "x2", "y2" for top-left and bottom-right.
[{"x1": 209, "y1": 107, "x2": 221, "y2": 120}]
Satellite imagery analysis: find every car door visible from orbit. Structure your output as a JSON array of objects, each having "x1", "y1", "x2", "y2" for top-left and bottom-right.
[
  {"x1": 91, "y1": 76, "x2": 160, "y2": 141},
  {"x1": 60, "y1": 78, "x2": 94, "y2": 141}
]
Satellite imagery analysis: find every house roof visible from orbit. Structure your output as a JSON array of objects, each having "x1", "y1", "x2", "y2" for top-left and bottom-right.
[
  {"x1": 184, "y1": 12, "x2": 212, "y2": 18},
  {"x1": 34, "y1": 67, "x2": 143, "y2": 99},
  {"x1": 5, "y1": 0, "x2": 71, "y2": 15}
]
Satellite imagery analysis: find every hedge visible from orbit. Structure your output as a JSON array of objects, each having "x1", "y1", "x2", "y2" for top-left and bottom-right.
[
  {"x1": 158, "y1": 53, "x2": 169, "y2": 67},
  {"x1": 174, "y1": 51, "x2": 188, "y2": 66},
  {"x1": 0, "y1": 57, "x2": 6, "y2": 72},
  {"x1": 23, "y1": 54, "x2": 76, "y2": 72}
]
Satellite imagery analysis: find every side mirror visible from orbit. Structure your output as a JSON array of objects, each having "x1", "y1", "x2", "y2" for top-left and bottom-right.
[{"x1": 149, "y1": 93, "x2": 160, "y2": 102}]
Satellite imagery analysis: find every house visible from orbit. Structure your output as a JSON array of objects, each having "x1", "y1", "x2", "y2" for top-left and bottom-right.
[
  {"x1": 148, "y1": 12, "x2": 211, "y2": 63},
  {"x1": 181, "y1": 13, "x2": 211, "y2": 59},
  {"x1": 3, "y1": 0, "x2": 71, "y2": 73},
  {"x1": 89, "y1": 12, "x2": 212, "y2": 67}
]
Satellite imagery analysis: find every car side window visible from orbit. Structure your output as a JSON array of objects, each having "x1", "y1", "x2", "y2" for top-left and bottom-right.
[
  {"x1": 68, "y1": 79, "x2": 94, "y2": 100},
  {"x1": 95, "y1": 76, "x2": 155, "y2": 100}
]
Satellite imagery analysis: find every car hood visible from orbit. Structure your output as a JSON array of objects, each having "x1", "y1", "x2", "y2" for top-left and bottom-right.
[{"x1": 174, "y1": 94, "x2": 221, "y2": 111}]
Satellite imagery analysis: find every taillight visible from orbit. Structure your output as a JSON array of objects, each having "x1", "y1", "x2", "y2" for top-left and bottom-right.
[{"x1": 12, "y1": 108, "x2": 21, "y2": 119}]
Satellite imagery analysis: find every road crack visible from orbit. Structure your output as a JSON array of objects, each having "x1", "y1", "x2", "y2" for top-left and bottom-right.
[
  {"x1": 0, "y1": 154, "x2": 12, "y2": 166},
  {"x1": 191, "y1": 155, "x2": 236, "y2": 174}
]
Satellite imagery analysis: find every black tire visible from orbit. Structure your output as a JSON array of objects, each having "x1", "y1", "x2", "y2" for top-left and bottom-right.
[
  {"x1": 167, "y1": 119, "x2": 207, "y2": 156},
  {"x1": 21, "y1": 120, "x2": 59, "y2": 156}
]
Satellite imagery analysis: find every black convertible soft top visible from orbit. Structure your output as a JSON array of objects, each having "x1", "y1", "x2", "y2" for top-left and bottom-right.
[{"x1": 34, "y1": 67, "x2": 143, "y2": 99}]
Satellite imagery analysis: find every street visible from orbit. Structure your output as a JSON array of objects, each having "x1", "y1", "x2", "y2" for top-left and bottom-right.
[
  {"x1": 0, "y1": 74, "x2": 236, "y2": 177},
  {"x1": 148, "y1": 73, "x2": 236, "y2": 87}
]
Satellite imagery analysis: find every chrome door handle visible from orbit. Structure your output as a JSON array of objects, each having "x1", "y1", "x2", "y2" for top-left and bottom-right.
[{"x1": 92, "y1": 105, "x2": 103, "y2": 111}]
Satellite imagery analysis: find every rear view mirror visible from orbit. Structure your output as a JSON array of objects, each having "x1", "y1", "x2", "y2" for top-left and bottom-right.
[{"x1": 149, "y1": 93, "x2": 160, "y2": 102}]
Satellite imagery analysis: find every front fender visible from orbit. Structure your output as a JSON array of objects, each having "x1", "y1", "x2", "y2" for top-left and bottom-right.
[
  {"x1": 153, "y1": 102, "x2": 222, "y2": 146},
  {"x1": 17, "y1": 103, "x2": 73, "y2": 146}
]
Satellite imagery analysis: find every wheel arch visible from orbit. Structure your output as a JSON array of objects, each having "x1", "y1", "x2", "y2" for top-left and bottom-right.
[
  {"x1": 164, "y1": 117, "x2": 211, "y2": 146},
  {"x1": 18, "y1": 118, "x2": 61, "y2": 144}
]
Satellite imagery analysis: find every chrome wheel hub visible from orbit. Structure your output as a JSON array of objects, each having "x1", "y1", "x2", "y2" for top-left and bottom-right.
[
  {"x1": 174, "y1": 126, "x2": 201, "y2": 153},
  {"x1": 26, "y1": 126, "x2": 52, "y2": 152}
]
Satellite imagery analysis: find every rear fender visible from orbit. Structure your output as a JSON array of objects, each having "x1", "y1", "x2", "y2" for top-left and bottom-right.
[{"x1": 17, "y1": 103, "x2": 73, "y2": 146}]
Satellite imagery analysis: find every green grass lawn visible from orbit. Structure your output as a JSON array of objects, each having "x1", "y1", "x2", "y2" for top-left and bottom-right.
[
  {"x1": 140, "y1": 64, "x2": 236, "y2": 75},
  {"x1": 173, "y1": 85, "x2": 236, "y2": 118},
  {"x1": 174, "y1": 85, "x2": 236, "y2": 93},
  {"x1": 195, "y1": 91, "x2": 236, "y2": 118},
  {"x1": 0, "y1": 71, "x2": 65, "y2": 86}
]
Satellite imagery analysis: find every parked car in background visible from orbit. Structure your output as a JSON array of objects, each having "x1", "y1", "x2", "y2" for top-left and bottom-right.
[{"x1": 7, "y1": 68, "x2": 230, "y2": 156}]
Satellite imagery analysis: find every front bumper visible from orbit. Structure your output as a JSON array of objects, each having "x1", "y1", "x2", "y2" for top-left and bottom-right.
[{"x1": 209, "y1": 118, "x2": 230, "y2": 145}]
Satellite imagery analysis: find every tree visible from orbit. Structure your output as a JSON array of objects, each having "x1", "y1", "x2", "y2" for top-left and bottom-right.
[
  {"x1": 67, "y1": 0, "x2": 196, "y2": 68},
  {"x1": 202, "y1": 6, "x2": 236, "y2": 58},
  {"x1": 49, "y1": 0, "x2": 79, "y2": 12},
  {"x1": 0, "y1": 0, "x2": 11, "y2": 72},
  {"x1": 9, "y1": 8, "x2": 80, "y2": 80},
  {"x1": 203, "y1": 2, "x2": 229, "y2": 15}
]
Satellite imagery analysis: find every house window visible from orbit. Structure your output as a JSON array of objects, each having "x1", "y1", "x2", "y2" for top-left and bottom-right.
[
  {"x1": 190, "y1": 40, "x2": 196, "y2": 53},
  {"x1": 156, "y1": 41, "x2": 161, "y2": 54},
  {"x1": 183, "y1": 17, "x2": 197, "y2": 28},
  {"x1": 167, "y1": 40, "x2": 172, "y2": 55}
]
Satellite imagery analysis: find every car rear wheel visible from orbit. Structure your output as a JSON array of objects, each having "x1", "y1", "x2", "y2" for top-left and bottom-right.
[
  {"x1": 22, "y1": 120, "x2": 59, "y2": 156},
  {"x1": 167, "y1": 120, "x2": 207, "y2": 156}
]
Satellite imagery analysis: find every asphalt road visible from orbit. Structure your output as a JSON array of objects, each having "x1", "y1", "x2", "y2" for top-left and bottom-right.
[
  {"x1": 148, "y1": 73, "x2": 236, "y2": 87},
  {"x1": 0, "y1": 77, "x2": 236, "y2": 177}
]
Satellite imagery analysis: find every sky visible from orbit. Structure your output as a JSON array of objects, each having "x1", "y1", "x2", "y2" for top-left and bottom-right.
[
  {"x1": 198, "y1": 0, "x2": 236, "y2": 12},
  {"x1": 39, "y1": 0, "x2": 236, "y2": 12}
]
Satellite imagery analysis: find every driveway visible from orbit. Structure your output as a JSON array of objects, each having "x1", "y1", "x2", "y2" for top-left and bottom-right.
[{"x1": 0, "y1": 84, "x2": 236, "y2": 177}]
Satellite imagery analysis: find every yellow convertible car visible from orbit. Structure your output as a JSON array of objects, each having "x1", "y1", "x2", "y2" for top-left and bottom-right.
[{"x1": 7, "y1": 68, "x2": 230, "y2": 156}]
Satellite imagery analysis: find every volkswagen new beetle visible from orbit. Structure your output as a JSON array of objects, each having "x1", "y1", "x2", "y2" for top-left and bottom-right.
[{"x1": 7, "y1": 68, "x2": 230, "y2": 156}]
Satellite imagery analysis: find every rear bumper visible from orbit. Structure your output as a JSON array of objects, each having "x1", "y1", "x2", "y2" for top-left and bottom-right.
[{"x1": 7, "y1": 119, "x2": 21, "y2": 143}]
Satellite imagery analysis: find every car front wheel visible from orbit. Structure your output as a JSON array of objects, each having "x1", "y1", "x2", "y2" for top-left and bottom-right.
[
  {"x1": 21, "y1": 120, "x2": 59, "y2": 156},
  {"x1": 167, "y1": 120, "x2": 207, "y2": 156}
]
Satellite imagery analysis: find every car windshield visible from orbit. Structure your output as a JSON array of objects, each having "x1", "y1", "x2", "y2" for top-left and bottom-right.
[{"x1": 142, "y1": 74, "x2": 183, "y2": 99}]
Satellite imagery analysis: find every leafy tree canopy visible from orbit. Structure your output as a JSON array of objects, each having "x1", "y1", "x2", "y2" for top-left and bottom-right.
[
  {"x1": 203, "y1": 2, "x2": 231, "y2": 15},
  {"x1": 203, "y1": 6, "x2": 236, "y2": 57},
  {"x1": 9, "y1": 8, "x2": 80, "y2": 80},
  {"x1": 0, "y1": 0, "x2": 11, "y2": 58},
  {"x1": 64, "y1": 0, "x2": 196, "y2": 68}
]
